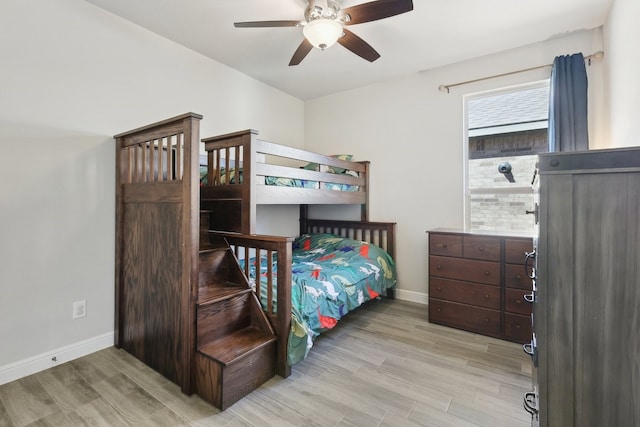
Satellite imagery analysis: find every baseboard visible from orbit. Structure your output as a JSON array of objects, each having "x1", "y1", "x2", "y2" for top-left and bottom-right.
[
  {"x1": 0, "y1": 331, "x2": 114, "y2": 385},
  {"x1": 395, "y1": 289, "x2": 428, "y2": 305}
]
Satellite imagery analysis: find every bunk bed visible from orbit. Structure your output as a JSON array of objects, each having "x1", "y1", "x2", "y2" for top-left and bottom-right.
[{"x1": 114, "y1": 113, "x2": 397, "y2": 409}]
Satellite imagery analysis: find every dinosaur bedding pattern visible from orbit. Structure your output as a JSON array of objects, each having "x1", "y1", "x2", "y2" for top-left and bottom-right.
[{"x1": 244, "y1": 233, "x2": 397, "y2": 366}]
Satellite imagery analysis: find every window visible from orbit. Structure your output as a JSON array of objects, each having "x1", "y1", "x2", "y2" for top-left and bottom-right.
[{"x1": 464, "y1": 81, "x2": 549, "y2": 234}]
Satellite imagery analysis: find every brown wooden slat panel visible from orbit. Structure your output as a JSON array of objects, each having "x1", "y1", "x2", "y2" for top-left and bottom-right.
[
  {"x1": 505, "y1": 263, "x2": 532, "y2": 289},
  {"x1": 505, "y1": 287, "x2": 533, "y2": 315},
  {"x1": 429, "y1": 233, "x2": 462, "y2": 257},
  {"x1": 122, "y1": 182, "x2": 183, "y2": 203},
  {"x1": 429, "y1": 299, "x2": 501, "y2": 336},
  {"x1": 430, "y1": 255, "x2": 500, "y2": 286},
  {"x1": 196, "y1": 292, "x2": 252, "y2": 347},
  {"x1": 115, "y1": 112, "x2": 202, "y2": 141},
  {"x1": 463, "y1": 236, "x2": 501, "y2": 261},
  {"x1": 505, "y1": 238, "x2": 533, "y2": 264},
  {"x1": 429, "y1": 277, "x2": 500, "y2": 309},
  {"x1": 121, "y1": 202, "x2": 183, "y2": 386},
  {"x1": 504, "y1": 312, "x2": 532, "y2": 344}
]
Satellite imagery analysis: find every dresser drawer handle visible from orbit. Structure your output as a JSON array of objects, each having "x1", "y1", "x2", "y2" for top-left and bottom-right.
[
  {"x1": 436, "y1": 287, "x2": 442, "y2": 292},
  {"x1": 524, "y1": 292, "x2": 535, "y2": 303},
  {"x1": 484, "y1": 294, "x2": 489, "y2": 299},
  {"x1": 516, "y1": 299, "x2": 522, "y2": 305},
  {"x1": 437, "y1": 265, "x2": 443, "y2": 270},
  {"x1": 484, "y1": 318, "x2": 490, "y2": 323},
  {"x1": 478, "y1": 247, "x2": 485, "y2": 252},
  {"x1": 484, "y1": 271, "x2": 491, "y2": 276},
  {"x1": 515, "y1": 274, "x2": 522, "y2": 279},
  {"x1": 523, "y1": 392, "x2": 539, "y2": 416},
  {"x1": 523, "y1": 342, "x2": 535, "y2": 356},
  {"x1": 441, "y1": 244, "x2": 448, "y2": 248}
]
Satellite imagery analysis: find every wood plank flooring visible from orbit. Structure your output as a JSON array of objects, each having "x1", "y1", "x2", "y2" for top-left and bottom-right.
[{"x1": 0, "y1": 300, "x2": 533, "y2": 426}]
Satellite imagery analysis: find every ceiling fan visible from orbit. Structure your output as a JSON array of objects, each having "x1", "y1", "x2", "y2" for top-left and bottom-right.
[{"x1": 234, "y1": 0, "x2": 414, "y2": 66}]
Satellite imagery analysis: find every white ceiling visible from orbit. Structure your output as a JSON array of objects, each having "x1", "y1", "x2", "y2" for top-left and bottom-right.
[{"x1": 85, "y1": 0, "x2": 611, "y2": 100}]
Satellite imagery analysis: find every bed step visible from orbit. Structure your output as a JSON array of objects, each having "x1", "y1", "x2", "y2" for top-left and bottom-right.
[
  {"x1": 198, "y1": 327, "x2": 277, "y2": 366},
  {"x1": 195, "y1": 227, "x2": 277, "y2": 410},
  {"x1": 198, "y1": 246, "x2": 243, "y2": 287},
  {"x1": 195, "y1": 327, "x2": 276, "y2": 410},
  {"x1": 197, "y1": 286, "x2": 251, "y2": 306},
  {"x1": 197, "y1": 289, "x2": 265, "y2": 345}
]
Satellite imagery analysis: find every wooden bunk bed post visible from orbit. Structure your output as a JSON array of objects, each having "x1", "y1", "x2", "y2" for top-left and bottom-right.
[
  {"x1": 245, "y1": 130, "x2": 258, "y2": 234},
  {"x1": 201, "y1": 129, "x2": 259, "y2": 234},
  {"x1": 274, "y1": 239, "x2": 293, "y2": 378},
  {"x1": 182, "y1": 116, "x2": 201, "y2": 394},
  {"x1": 360, "y1": 161, "x2": 370, "y2": 222}
]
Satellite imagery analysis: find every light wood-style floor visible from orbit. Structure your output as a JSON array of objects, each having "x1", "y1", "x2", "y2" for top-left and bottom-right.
[{"x1": 0, "y1": 300, "x2": 533, "y2": 426}]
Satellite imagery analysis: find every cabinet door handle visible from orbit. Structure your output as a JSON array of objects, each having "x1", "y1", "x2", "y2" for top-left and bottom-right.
[
  {"x1": 524, "y1": 292, "x2": 535, "y2": 303},
  {"x1": 524, "y1": 250, "x2": 536, "y2": 279},
  {"x1": 523, "y1": 392, "x2": 539, "y2": 416},
  {"x1": 523, "y1": 342, "x2": 535, "y2": 356}
]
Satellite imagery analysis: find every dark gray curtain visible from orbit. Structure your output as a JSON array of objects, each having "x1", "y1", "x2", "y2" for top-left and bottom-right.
[{"x1": 548, "y1": 53, "x2": 589, "y2": 152}]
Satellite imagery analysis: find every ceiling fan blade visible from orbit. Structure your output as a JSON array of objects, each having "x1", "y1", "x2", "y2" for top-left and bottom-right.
[
  {"x1": 343, "y1": 0, "x2": 413, "y2": 25},
  {"x1": 234, "y1": 20, "x2": 304, "y2": 28},
  {"x1": 338, "y1": 28, "x2": 380, "y2": 62},
  {"x1": 289, "y1": 39, "x2": 313, "y2": 66}
]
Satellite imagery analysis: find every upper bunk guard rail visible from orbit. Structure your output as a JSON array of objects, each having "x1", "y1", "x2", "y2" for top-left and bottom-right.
[
  {"x1": 201, "y1": 129, "x2": 370, "y2": 234},
  {"x1": 114, "y1": 112, "x2": 202, "y2": 395},
  {"x1": 202, "y1": 130, "x2": 368, "y2": 191}
]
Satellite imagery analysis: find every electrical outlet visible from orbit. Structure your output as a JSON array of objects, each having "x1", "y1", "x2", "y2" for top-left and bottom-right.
[{"x1": 73, "y1": 300, "x2": 86, "y2": 319}]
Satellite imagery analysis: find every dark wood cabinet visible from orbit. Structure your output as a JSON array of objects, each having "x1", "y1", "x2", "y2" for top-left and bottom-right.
[
  {"x1": 428, "y1": 230, "x2": 533, "y2": 343},
  {"x1": 528, "y1": 148, "x2": 640, "y2": 427}
]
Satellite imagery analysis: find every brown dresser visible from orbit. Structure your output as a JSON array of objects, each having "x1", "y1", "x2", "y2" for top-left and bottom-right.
[{"x1": 428, "y1": 229, "x2": 533, "y2": 344}]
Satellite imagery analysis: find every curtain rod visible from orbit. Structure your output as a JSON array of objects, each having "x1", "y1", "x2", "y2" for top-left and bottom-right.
[{"x1": 438, "y1": 51, "x2": 604, "y2": 93}]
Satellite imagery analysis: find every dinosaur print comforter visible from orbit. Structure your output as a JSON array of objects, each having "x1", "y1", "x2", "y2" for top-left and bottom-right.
[{"x1": 244, "y1": 233, "x2": 397, "y2": 366}]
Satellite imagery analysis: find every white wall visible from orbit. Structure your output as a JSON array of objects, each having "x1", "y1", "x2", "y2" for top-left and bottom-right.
[
  {"x1": 304, "y1": 29, "x2": 605, "y2": 302},
  {"x1": 0, "y1": 0, "x2": 303, "y2": 377},
  {"x1": 603, "y1": 0, "x2": 640, "y2": 147}
]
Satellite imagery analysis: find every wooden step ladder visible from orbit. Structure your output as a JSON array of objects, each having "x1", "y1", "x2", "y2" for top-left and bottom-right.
[{"x1": 194, "y1": 211, "x2": 277, "y2": 410}]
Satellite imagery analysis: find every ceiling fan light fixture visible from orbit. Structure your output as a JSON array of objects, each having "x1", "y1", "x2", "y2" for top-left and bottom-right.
[{"x1": 303, "y1": 18, "x2": 343, "y2": 50}]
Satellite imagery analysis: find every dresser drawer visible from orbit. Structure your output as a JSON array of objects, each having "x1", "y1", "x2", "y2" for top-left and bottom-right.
[
  {"x1": 429, "y1": 233, "x2": 462, "y2": 257},
  {"x1": 505, "y1": 288, "x2": 533, "y2": 315},
  {"x1": 504, "y1": 312, "x2": 532, "y2": 344},
  {"x1": 463, "y1": 236, "x2": 500, "y2": 261},
  {"x1": 429, "y1": 277, "x2": 500, "y2": 310},
  {"x1": 504, "y1": 238, "x2": 533, "y2": 264},
  {"x1": 429, "y1": 255, "x2": 500, "y2": 286},
  {"x1": 429, "y1": 299, "x2": 501, "y2": 336},
  {"x1": 505, "y1": 263, "x2": 532, "y2": 289}
]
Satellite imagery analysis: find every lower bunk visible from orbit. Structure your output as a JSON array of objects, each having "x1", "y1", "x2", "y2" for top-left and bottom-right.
[{"x1": 209, "y1": 217, "x2": 397, "y2": 368}]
